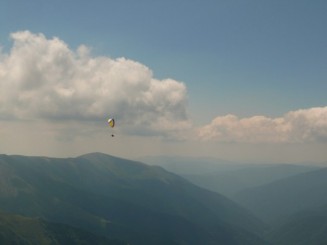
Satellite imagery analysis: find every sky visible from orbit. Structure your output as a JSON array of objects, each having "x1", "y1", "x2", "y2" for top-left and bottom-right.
[{"x1": 0, "y1": 0, "x2": 326, "y2": 163}]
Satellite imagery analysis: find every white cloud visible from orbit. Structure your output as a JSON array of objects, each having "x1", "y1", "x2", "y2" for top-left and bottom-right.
[
  {"x1": 1, "y1": 30, "x2": 326, "y2": 147},
  {"x1": 0, "y1": 31, "x2": 191, "y2": 137},
  {"x1": 198, "y1": 107, "x2": 327, "y2": 143}
]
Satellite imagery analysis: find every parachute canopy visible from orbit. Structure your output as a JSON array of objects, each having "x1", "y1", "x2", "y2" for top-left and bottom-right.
[{"x1": 108, "y1": 118, "x2": 115, "y2": 128}]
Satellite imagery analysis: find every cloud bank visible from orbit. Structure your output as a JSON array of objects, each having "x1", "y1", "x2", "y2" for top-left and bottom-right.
[
  {"x1": 198, "y1": 107, "x2": 327, "y2": 143},
  {"x1": 0, "y1": 31, "x2": 191, "y2": 137},
  {"x1": 1, "y1": 31, "x2": 326, "y2": 144}
]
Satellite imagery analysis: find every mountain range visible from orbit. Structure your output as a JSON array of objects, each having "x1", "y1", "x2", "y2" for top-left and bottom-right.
[
  {"x1": 0, "y1": 153, "x2": 266, "y2": 245},
  {"x1": 139, "y1": 155, "x2": 327, "y2": 244},
  {"x1": 2, "y1": 152, "x2": 327, "y2": 244},
  {"x1": 139, "y1": 155, "x2": 319, "y2": 198}
]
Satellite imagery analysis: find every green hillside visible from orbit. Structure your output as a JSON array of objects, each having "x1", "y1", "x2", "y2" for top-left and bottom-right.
[
  {"x1": 0, "y1": 153, "x2": 267, "y2": 245},
  {"x1": 0, "y1": 210, "x2": 125, "y2": 244}
]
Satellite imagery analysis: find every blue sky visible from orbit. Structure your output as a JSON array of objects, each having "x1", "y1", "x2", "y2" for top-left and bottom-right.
[{"x1": 1, "y1": 0, "x2": 326, "y2": 162}]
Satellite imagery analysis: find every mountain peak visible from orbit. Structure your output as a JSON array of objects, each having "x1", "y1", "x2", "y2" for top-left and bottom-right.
[{"x1": 78, "y1": 152, "x2": 114, "y2": 159}]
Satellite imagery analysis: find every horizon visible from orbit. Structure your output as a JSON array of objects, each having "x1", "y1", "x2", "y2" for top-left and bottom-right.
[{"x1": 1, "y1": 151, "x2": 326, "y2": 166}]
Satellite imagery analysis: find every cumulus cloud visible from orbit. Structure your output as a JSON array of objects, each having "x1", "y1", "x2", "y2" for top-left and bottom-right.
[
  {"x1": 1, "y1": 31, "x2": 326, "y2": 145},
  {"x1": 0, "y1": 31, "x2": 191, "y2": 137},
  {"x1": 198, "y1": 107, "x2": 327, "y2": 143}
]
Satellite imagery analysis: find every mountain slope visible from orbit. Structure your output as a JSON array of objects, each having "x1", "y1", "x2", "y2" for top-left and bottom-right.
[
  {"x1": 0, "y1": 210, "x2": 125, "y2": 244},
  {"x1": 265, "y1": 205, "x2": 327, "y2": 245},
  {"x1": 137, "y1": 155, "x2": 244, "y2": 175},
  {"x1": 234, "y1": 167, "x2": 327, "y2": 224},
  {"x1": 0, "y1": 153, "x2": 267, "y2": 245}
]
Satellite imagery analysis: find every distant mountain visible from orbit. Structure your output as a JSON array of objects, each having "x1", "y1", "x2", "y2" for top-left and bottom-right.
[
  {"x1": 0, "y1": 210, "x2": 124, "y2": 244},
  {"x1": 137, "y1": 155, "x2": 244, "y2": 175},
  {"x1": 265, "y1": 205, "x2": 327, "y2": 245},
  {"x1": 234, "y1": 167, "x2": 327, "y2": 224},
  {"x1": 0, "y1": 153, "x2": 267, "y2": 245},
  {"x1": 138, "y1": 156, "x2": 319, "y2": 198},
  {"x1": 183, "y1": 164, "x2": 319, "y2": 197}
]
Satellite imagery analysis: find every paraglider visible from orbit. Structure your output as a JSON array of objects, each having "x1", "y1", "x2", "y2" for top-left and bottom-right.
[{"x1": 107, "y1": 118, "x2": 115, "y2": 137}]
